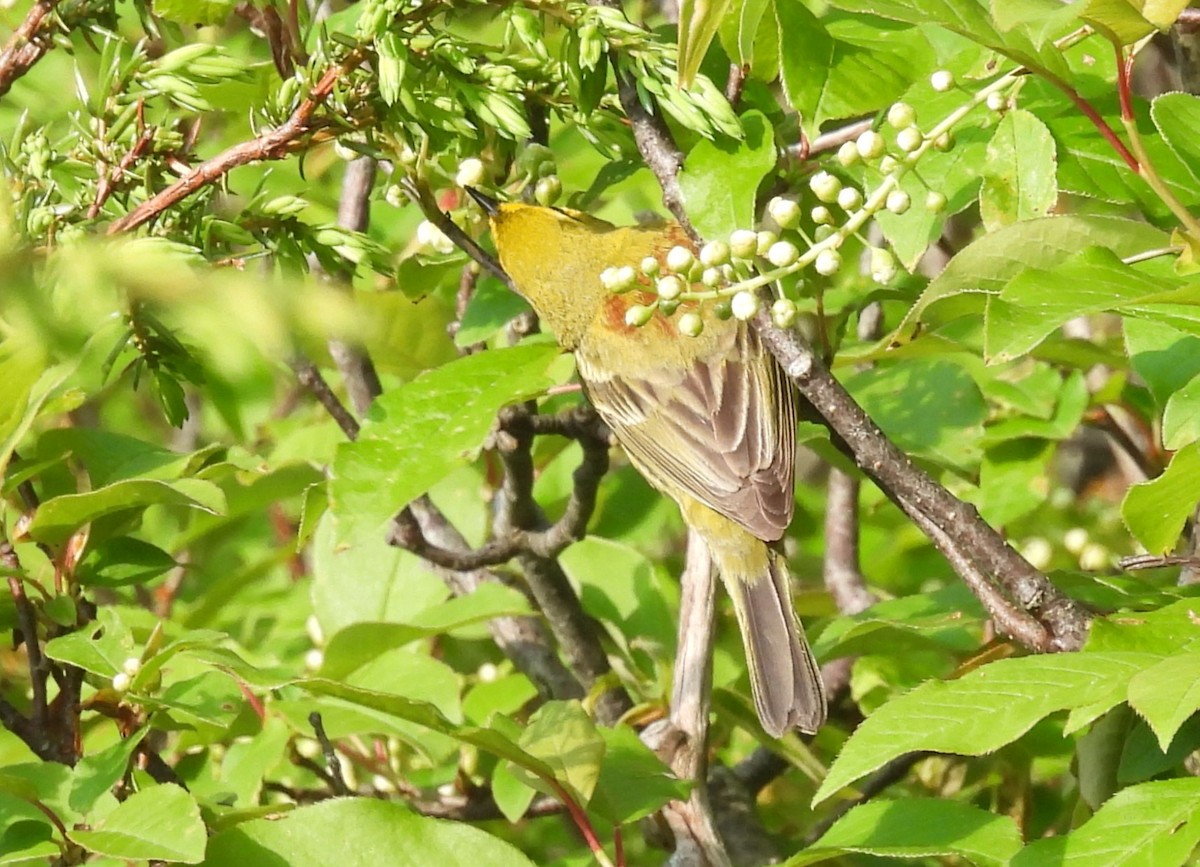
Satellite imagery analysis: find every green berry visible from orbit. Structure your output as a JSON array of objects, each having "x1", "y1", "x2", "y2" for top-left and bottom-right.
[
  {"x1": 640, "y1": 255, "x2": 660, "y2": 276},
  {"x1": 925, "y1": 190, "x2": 947, "y2": 213},
  {"x1": 678, "y1": 311, "x2": 704, "y2": 337},
  {"x1": 534, "y1": 174, "x2": 562, "y2": 205},
  {"x1": 755, "y1": 230, "x2": 778, "y2": 256},
  {"x1": 837, "y1": 141, "x2": 860, "y2": 167},
  {"x1": 811, "y1": 205, "x2": 833, "y2": 225},
  {"x1": 870, "y1": 247, "x2": 897, "y2": 283},
  {"x1": 625, "y1": 304, "x2": 654, "y2": 327},
  {"x1": 699, "y1": 239, "x2": 731, "y2": 267}
]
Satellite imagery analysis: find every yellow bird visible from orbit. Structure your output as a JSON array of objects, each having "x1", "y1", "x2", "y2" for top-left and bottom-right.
[{"x1": 471, "y1": 190, "x2": 826, "y2": 736}]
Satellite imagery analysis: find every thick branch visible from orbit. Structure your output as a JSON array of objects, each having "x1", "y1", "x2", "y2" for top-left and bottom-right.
[{"x1": 753, "y1": 314, "x2": 1092, "y2": 652}]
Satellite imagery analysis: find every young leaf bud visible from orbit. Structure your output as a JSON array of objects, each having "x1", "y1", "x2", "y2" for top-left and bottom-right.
[
  {"x1": 771, "y1": 298, "x2": 797, "y2": 328},
  {"x1": 886, "y1": 102, "x2": 916, "y2": 129},
  {"x1": 731, "y1": 291, "x2": 760, "y2": 320},
  {"x1": 625, "y1": 304, "x2": 655, "y2": 327},
  {"x1": 896, "y1": 126, "x2": 923, "y2": 153},
  {"x1": 856, "y1": 129, "x2": 886, "y2": 160},
  {"x1": 925, "y1": 190, "x2": 948, "y2": 213},
  {"x1": 656, "y1": 274, "x2": 685, "y2": 301},
  {"x1": 666, "y1": 245, "x2": 695, "y2": 273},
  {"x1": 767, "y1": 240, "x2": 800, "y2": 268},
  {"x1": 534, "y1": 174, "x2": 562, "y2": 205},
  {"x1": 931, "y1": 69, "x2": 955, "y2": 92},
  {"x1": 699, "y1": 239, "x2": 731, "y2": 267},
  {"x1": 814, "y1": 248, "x2": 842, "y2": 276},
  {"x1": 768, "y1": 196, "x2": 802, "y2": 228},
  {"x1": 836, "y1": 186, "x2": 863, "y2": 211},
  {"x1": 809, "y1": 171, "x2": 842, "y2": 203},
  {"x1": 678, "y1": 311, "x2": 704, "y2": 337},
  {"x1": 729, "y1": 229, "x2": 758, "y2": 259},
  {"x1": 885, "y1": 189, "x2": 911, "y2": 214},
  {"x1": 112, "y1": 672, "x2": 132, "y2": 693}
]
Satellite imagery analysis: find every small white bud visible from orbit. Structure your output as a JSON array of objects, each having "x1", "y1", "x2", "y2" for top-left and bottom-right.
[
  {"x1": 678, "y1": 311, "x2": 704, "y2": 337},
  {"x1": 601, "y1": 265, "x2": 637, "y2": 292},
  {"x1": 730, "y1": 291, "x2": 760, "y2": 321},
  {"x1": 870, "y1": 247, "x2": 897, "y2": 283},
  {"x1": 856, "y1": 129, "x2": 886, "y2": 160},
  {"x1": 836, "y1": 187, "x2": 863, "y2": 211},
  {"x1": 771, "y1": 298, "x2": 797, "y2": 328},
  {"x1": 896, "y1": 126, "x2": 923, "y2": 153},
  {"x1": 887, "y1": 102, "x2": 916, "y2": 129},
  {"x1": 986, "y1": 91, "x2": 1007, "y2": 112},
  {"x1": 666, "y1": 245, "x2": 695, "y2": 273},
  {"x1": 925, "y1": 190, "x2": 948, "y2": 213},
  {"x1": 1020, "y1": 537, "x2": 1053, "y2": 571},
  {"x1": 304, "y1": 649, "x2": 324, "y2": 671},
  {"x1": 885, "y1": 189, "x2": 911, "y2": 214},
  {"x1": 755, "y1": 230, "x2": 779, "y2": 256},
  {"x1": 416, "y1": 220, "x2": 455, "y2": 254},
  {"x1": 455, "y1": 157, "x2": 486, "y2": 187},
  {"x1": 640, "y1": 256, "x2": 660, "y2": 276},
  {"x1": 1063, "y1": 527, "x2": 1089, "y2": 555},
  {"x1": 814, "y1": 248, "x2": 842, "y2": 276},
  {"x1": 701, "y1": 267, "x2": 722, "y2": 287},
  {"x1": 625, "y1": 304, "x2": 654, "y2": 327},
  {"x1": 809, "y1": 171, "x2": 842, "y2": 203},
  {"x1": 768, "y1": 196, "x2": 802, "y2": 229},
  {"x1": 305, "y1": 614, "x2": 324, "y2": 646},
  {"x1": 767, "y1": 240, "x2": 800, "y2": 268},
  {"x1": 933, "y1": 131, "x2": 955, "y2": 152},
  {"x1": 729, "y1": 229, "x2": 758, "y2": 259},
  {"x1": 478, "y1": 662, "x2": 499, "y2": 682},
  {"x1": 396, "y1": 145, "x2": 418, "y2": 166},
  {"x1": 880, "y1": 155, "x2": 900, "y2": 175},
  {"x1": 931, "y1": 69, "x2": 955, "y2": 92},
  {"x1": 837, "y1": 141, "x2": 860, "y2": 167},
  {"x1": 699, "y1": 239, "x2": 731, "y2": 268},
  {"x1": 1079, "y1": 543, "x2": 1110, "y2": 572},
  {"x1": 112, "y1": 672, "x2": 131, "y2": 693},
  {"x1": 811, "y1": 205, "x2": 833, "y2": 225},
  {"x1": 384, "y1": 185, "x2": 404, "y2": 208},
  {"x1": 372, "y1": 775, "x2": 397, "y2": 794},
  {"x1": 122, "y1": 657, "x2": 142, "y2": 677},
  {"x1": 656, "y1": 274, "x2": 685, "y2": 301}
]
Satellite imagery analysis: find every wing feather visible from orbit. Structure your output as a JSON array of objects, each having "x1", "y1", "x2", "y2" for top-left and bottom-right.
[{"x1": 577, "y1": 324, "x2": 796, "y2": 541}]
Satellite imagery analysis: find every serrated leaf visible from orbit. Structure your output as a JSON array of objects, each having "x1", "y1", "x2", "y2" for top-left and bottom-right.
[
  {"x1": 77, "y1": 538, "x2": 177, "y2": 588},
  {"x1": 1127, "y1": 652, "x2": 1200, "y2": 750},
  {"x1": 588, "y1": 726, "x2": 689, "y2": 824},
  {"x1": 69, "y1": 730, "x2": 149, "y2": 813},
  {"x1": 513, "y1": 701, "x2": 605, "y2": 803},
  {"x1": 1122, "y1": 443, "x2": 1200, "y2": 554},
  {"x1": 678, "y1": 110, "x2": 775, "y2": 240},
  {"x1": 330, "y1": 344, "x2": 561, "y2": 546},
  {"x1": 980, "y1": 109, "x2": 1057, "y2": 230},
  {"x1": 1082, "y1": 0, "x2": 1189, "y2": 44},
  {"x1": 68, "y1": 784, "x2": 205, "y2": 862},
  {"x1": 814, "y1": 653, "x2": 1159, "y2": 804},
  {"x1": 789, "y1": 798, "x2": 1022, "y2": 866},
  {"x1": 1163, "y1": 373, "x2": 1200, "y2": 449},
  {"x1": 1011, "y1": 778, "x2": 1200, "y2": 867},
  {"x1": 1151, "y1": 92, "x2": 1200, "y2": 189}
]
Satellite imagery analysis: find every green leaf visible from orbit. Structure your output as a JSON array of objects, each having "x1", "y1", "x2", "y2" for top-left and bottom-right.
[
  {"x1": 980, "y1": 109, "x2": 1057, "y2": 230},
  {"x1": 68, "y1": 784, "x2": 205, "y2": 863},
  {"x1": 1082, "y1": 0, "x2": 1190, "y2": 44},
  {"x1": 44, "y1": 608, "x2": 136, "y2": 678},
  {"x1": 1163, "y1": 373, "x2": 1200, "y2": 449},
  {"x1": 77, "y1": 538, "x2": 177, "y2": 588},
  {"x1": 513, "y1": 701, "x2": 605, "y2": 803},
  {"x1": 895, "y1": 216, "x2": 1169, "y2": 341},
  {"x1": 814, "y1": 653, "x2": 1158, "y2": 804},
  {"x1": 718, "y1": 0, "x2": 779, "y2": 80},
  {"x1": 1126, "y1": 319, "x2": 1200, "y2": 408},
  {"x1": 1122, "y1": 443, "x2": 1200, "y2": 554},
  {"x1": 1127, "y1": 652, "x2": 1200, "y2": 750},
  {"x1": 1152, "y1": 93, "x2": 1200, "y2": 177},
  {"x1": 70, "y1": 730, "x2": 149, "y2": 813},
  {"x1": 789, "y1": 798, "x2": 1022, "y2": 866},
  {"x1": 203, "y1": 799, "x2": 535, "y2": 866},
  {"x1": 775, "y1": 1, "x2": 930, "y2": 137},
  {"x1": 1011, "y1": 778, "x2": 1200, "y2": 867},
  {"x1": 27, "y1": 478, "x2": 226, "y2": 545},
  {"x1": 678, "y1": 110, "x2": 775, "y2": 241},
  {"x1": 330, "y1": 343, "x2": 561, "y2": 546},
  {"x1": 678, "y1": 0, "x2": 733, "y2": 88},
  {"x1": 588, "y1": 726, "x2": 689, "y2": 824},
  {"x1": 152, "y1": 0, "x2": 237, "y2": 26},
  {"x1": 455, "y1": 278, "x2": 532, "y2": 347},
  {"x1": 491, "y1": 760, "x2": 537, "y2": 822},
  {"x1": 843, "y1": 359, "x2": 986, "y2": 470}
]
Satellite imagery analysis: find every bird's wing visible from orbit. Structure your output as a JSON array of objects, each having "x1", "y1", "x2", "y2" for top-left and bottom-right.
[{"x1": 576, "y1": 323, "x2": 796, "y2": 542}]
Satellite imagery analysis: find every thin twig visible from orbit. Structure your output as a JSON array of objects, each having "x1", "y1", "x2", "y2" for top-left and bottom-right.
[
  {"x1": 0, "y1": 0, "x2": 60, "y2": 99},
  {"x1": 309, "y1": 712, "x2": 351, "y2": 796},
  {"x1": 292, "y1": 359, "x2": 360, "y2": 440},
  {"x1": 804, "y1": 752, "x2": 930, "y2": 844},
  {"x1": 106, "y1": 47, "x2": 368, "y2": 234},
  {"x1": 88, "y1": 118, "x2": 155, "y2": 219}
]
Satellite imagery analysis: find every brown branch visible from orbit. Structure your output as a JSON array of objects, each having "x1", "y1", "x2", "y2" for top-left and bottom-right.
[
  {"x1": 292, "y1": 359, "x2": 360, "y2": 440},
  {"x1": 752, "y1": 312, "x2": 1092, "y2": 652},
  {"x1": 786, "y1": 118, "x2": 874, "y2": 163},
  {"x1": 0, "y1": 0, "x2": 60, "y2": 100},
  {"x1": 88, "y1": 117, "x2": 155, "y2": 219},
  {"x1": 823, "y1": 469, "x2": 875, "y2": 616},
  {"x1": 2, "y1": 539, "x2": 48, "y2": 752},
  {"x1": 308, "y1": 712, "x2": 351, "y2": 796},
  {"x1": 106, "y1": 48, "x2": 367, "y2": 235}
]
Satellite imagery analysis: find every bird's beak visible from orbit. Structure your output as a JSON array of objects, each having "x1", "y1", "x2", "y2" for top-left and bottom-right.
[{"x1": 465, "y1": 187, "x2": 500, "y2": 216}]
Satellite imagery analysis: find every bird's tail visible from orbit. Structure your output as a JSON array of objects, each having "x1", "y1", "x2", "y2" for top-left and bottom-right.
[{"x1": 713, "y1": 536, "x2": 827, "y2": 737}]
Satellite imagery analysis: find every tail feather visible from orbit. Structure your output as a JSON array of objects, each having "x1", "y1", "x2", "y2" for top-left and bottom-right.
[{"x1": 726, "y1": 549, "x2": 826, "y2": 737}]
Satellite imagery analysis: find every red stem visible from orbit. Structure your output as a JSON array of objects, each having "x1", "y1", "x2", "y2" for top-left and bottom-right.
[
  {"x1": 1054, "y1": 79, "x2": 1140, "y2": 173},
  {"x1": 613, "y1": 826, "x2": 625, "y2": 867},
  {"x1": 1116, "y1": 43, "x2": 1136, "y2": 122},
  {"x1": 550, "y1": 780, "x2": 608, "y2": 861}
]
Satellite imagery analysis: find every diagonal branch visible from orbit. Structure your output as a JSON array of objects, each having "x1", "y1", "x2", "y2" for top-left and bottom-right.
[{"x1": 0, "y1": 0, "x2": 61, "y2": 100}]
